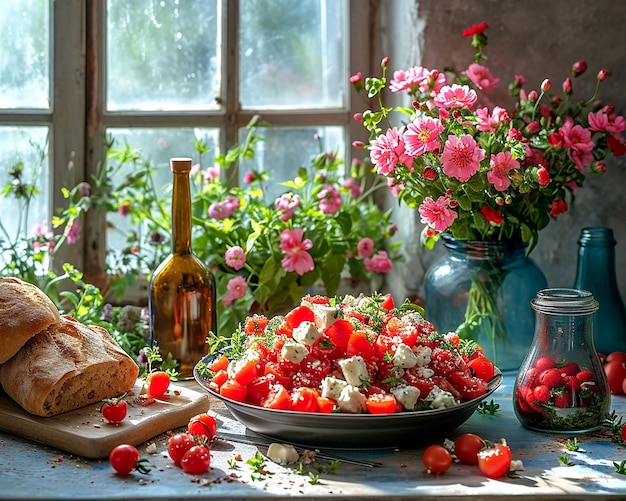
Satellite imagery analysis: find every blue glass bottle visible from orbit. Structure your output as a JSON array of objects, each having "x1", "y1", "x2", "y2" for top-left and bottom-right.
[{"x1": 573, "y1": 227, "x2": 626, "y2": 354}]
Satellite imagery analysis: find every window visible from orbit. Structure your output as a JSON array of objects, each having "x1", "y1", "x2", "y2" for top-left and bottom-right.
[{"x1": 0, "y1": 0, "x2": 371, "y2": 301}]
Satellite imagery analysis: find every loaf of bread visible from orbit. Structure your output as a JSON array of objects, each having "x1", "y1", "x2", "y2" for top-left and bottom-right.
[
  {"x1": 0, "y1": 277, "x2": 61, "y2": 364},
  {"x1": 0, "y1": 315, "x2": 139, "y2": 417}
]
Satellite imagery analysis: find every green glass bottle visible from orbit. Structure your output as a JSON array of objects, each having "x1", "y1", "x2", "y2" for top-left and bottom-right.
[
  {"x1": 573, "y1": 227, "x2": 626, "y2": 354},
  {"x1": 149, "y1": 157, "x2": 217, "y2": 379}
]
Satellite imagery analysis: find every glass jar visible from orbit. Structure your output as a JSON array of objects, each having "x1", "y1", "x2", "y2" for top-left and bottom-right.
[
  {"x1": 513, "y1": 288, "x2": 610, "y2": 433},
  {"x1": 424, "y1": 234, "x2": 547, "y2": 371}
]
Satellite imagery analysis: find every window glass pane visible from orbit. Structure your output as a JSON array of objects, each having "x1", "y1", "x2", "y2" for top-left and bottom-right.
[
  {"x1": 239, "y1": 126, "x2": 345, "y2": 201},
  {"x1": 106, "y1": 0, "x2": 220, "y2": 111},
  {"x1": 104, "y1": 127, "x2": 219, "y2": 273},
  {"x1": 240, "y1": 0, "x2": 346, "y2": 109},
  {"x1": 0, "y1": 1, "x2": 50, "y2": 109},
  {"x1": 0, "y1": 126, "x2": 50, "y2": 271}
]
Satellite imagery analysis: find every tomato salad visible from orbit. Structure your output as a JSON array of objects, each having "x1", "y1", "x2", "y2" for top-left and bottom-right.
[{"x1": 199, "y1": 293, "x2": 496, "y2": 415}]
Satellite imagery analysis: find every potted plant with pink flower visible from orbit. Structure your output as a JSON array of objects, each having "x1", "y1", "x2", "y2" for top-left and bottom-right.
[{"x1": 353, "y1": 22, "x2": 625, "y2": 369}]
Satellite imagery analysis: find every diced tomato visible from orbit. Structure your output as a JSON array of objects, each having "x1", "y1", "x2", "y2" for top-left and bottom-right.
[
  {"x1": 261, "y1": 384, "x2": 290, "y2": 410},
  {"x1": 365, "y1": 393, "x2": 398, "y2": 414},
  {"x1": 380, "y1": 293, "x2": 395, "y2": 311},
  {"x1": 244, "y1": 314, "x2": 270, "y2": 335},
  {"x1": 346, "y1": 330, "x2": 377, "y2": 360},
  {"x1": 310, "y1": 336, "x2": 342, "y2": 360},
  {"x1": 447, "y1": 372, "x2": 487, "y2": 400},
  {"x1": 403, "y1": 372, "x2": 435, "y2": 397},
  {"x1": 289, "y1": 387, "x2": 319, "y2": 412},
  {"x1": 467, "y1": 356, "x2": 496, "y2": 381},
  {"x1": 324, "y1": 319, "x2": 354, "y2": 350},
  {"x1": 302, "y1": 294, "x2": 331, "y2": 305},
  {"x1": 432, "y1": 375, "x2": 463, "y2": 401},
  {"x1": 246, "y1": 375, "x2": 275, "y2": 405},
  {"x1": 207, "y1": 354, "x2": 230, "y2": 373},
  {"x1": 316, "y1": 396, "x2": 337, "y2": 413},
  {"x1": 220, "y1": 379, "x2": 247, "y2": 402},
  {"x1": 209, "y1": 368, "x2": 228, "y2": 388},
  {"x1": 263, "y1": 361, "x2": 293, "y2": 389},
  {"x1": 398, "y1": 325, "x2": 419, "y2": 347},
  {"x1": 230, "y1": 358, "x2": 259, "y2": 386},
  {"x1": 301, "y1": 356, "x2": 331, "y2": 380},
  {"x1": 284, "y1": 305, "x2": 315, "y2": 329},
  {"x1": 430, "y1": 347, "x2": 467, "y2": 376},
  {"x1": 375, "y1": 334, "x2": 400, "y2": 357}
]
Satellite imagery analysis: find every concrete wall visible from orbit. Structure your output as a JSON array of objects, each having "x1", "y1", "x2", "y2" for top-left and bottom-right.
[{"x1": 375, "y1": 0, "x2": 626, "y2": 305}]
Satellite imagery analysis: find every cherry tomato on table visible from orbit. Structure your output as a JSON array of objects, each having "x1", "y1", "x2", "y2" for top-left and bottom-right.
[
  {"x1": 146, "y1": 370, "x2": 171, "y2": 397},
  {"x1": 603, "y1": 360, "x2": 626, "y2": 394},
  {"x1": 422, "y1": 444, "x2": 453, "y2": 474},
  {"x1": 101, "y1": 395, "x2": 127, "y2": 424},
  {"x1": 454, "y1": 433, "x2": 484, "y2": 465},
  {"x1": 180, "y1": 445, "x2": 211, "y2": 474},
  {"x1": 109, "y1": 444, "x2": 150, "y2": 475},
  {"x1": 188, "y1": 413, "x2": 217, "y2": 440},
  {"x1": 477, "y1": 441, "x2": 512, "y2": 478},
  {"x1": 167, "y1": 432, "x2": 196, "y2": 464}
]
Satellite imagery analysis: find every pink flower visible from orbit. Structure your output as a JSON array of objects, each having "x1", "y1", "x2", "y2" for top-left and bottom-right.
[
  {"x1": 65, "y1": 219, "x2": 81, "y2": 245},
  {"x1": 318, "y1": 184, "x2": 342, "y2": 215},
  {"x1": 349, "y1": 72, "x2": 362, "y2": 84},
  {"x1": 279, "y1": 228, "x2": 314, "y2": 276},
  {"x1": 389, "y1": 66, "x2": 429, "y2": 92},
  {"x1": 343, "y1": 178, "x2": 362, "y2": 198},
  {"x1": 225, "y1": 246, "x2": 246, "y2": 270},
  {"x1": 274, "y1": 193, "x2": 301, "y2": 221},
  {"x1": 476, "y1": 106, "x2": 510, "y2": 132},
  {"x1": 588, "y1": 110, "x2": 626, "y2": 134},
  {"x1": 364, "y1": 251, "x2": 393, "y2": 273},
  {"x1": 208, "y1": 200, "x2": 236, "y2": 219},
  {"x1": 465, "y1": 63, "x2": 500, "y2": 92},
  {"x1": 204, "y1": 166, "x2": 220, "y2": 181},
  {"x1": 404, "y1": 116, "x2": 444, "y2": 156},
  {"x1": 369, "y1": 127, "x2": 414, "y2": 175},
  {"x1": 418, "y1": 196, "x2": 458, "y2": 232},
  {"x1": 561, "y1": 117, "x2": 594, "y2": 169},
  {"x1": 357, "y1": 237, "x2": 374, "y2": 258},
  {"x1": 190, "y1": 163, "x2": 202, "y2": 176},
  {"x1": 223, "y1": 276, "x2": 247, "y2": 306},
  {"x1": 487, "y1": 151, "x2": 520, "y2": 191},
  {"x1": 434, "y1": 84, "x2": 478, "y2": 109},
  {"x1": 440, "y1": 134, "x2": 485, "y2": 182},
  {"x1": 242, "y1": 171, "x2": 256, "y2": 184}
]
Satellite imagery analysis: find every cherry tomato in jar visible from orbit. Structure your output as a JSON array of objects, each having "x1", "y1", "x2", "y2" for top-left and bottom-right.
[
  {"x1": 146, "y1": 371, "x2": 171, "y2": 397},
  {"x1": 454, "y1": 433, "x2": 484, "y2": 465},
  {"x1": 101, "y1": 396, "x2": 127, "y2": 424},
  {"x1": 422, "y1": 444, "x2": 453, "y2": 474},
  {"x1": 167, "y1": 432, "x2": 196, "y2": 464},
  {"x1": 180, "y1": 445, "x2": 211, "y2": 474},
  {"x1": 109, "y1": 444, "x2": 149, "y2": 475},
  {"x1": 188, "y1": 413, "x2": 217, "y2": 440},
  {"x1": 477, "y1": 442, "x2": 512, "y2": 478}
]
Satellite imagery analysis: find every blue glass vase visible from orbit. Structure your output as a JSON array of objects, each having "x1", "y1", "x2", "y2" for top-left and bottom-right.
[
  {"x1": 573, "y1": 227, "x2": 626, "y2": 354},
  {"x1": 424, "y1": 234, "x2": 548, "y2": 371}
]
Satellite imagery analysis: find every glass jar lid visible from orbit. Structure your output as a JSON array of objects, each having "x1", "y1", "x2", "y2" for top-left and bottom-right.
[{"x1": 531, "y1": 288, "x2": 599, "y2": 315}]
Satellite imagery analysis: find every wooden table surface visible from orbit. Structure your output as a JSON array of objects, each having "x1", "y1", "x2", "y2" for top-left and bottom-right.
[{"x1": 1, "y1": 371, "x2": 626, "y2": 500}]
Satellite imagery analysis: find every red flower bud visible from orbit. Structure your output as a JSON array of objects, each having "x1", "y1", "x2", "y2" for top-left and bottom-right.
[
  {"x1": 548, "y1": 131, "x2": 564, "y2": 147},
  {"x1": 597, "y1": 69, "x2": 609, "y2": 81},
  {"x1": 562, "y1": 77, "x2": 573, "y2": 95},
  {"x1": 550, "y1": 199, "x2": 569, "y2": 217},
  {"x1": 119, "y1": 203, "x2": 131, "y2": 217},
  {"x1": 381, "y1": 56, "x2": 389, "y2": 68},
  {"x1": 352, "y1": 141, "x2": 365, "y2": 149},
  {"x1": 572, "y1": 60, "x2": 588, "y2": 77},
  {"x1": 526, "y1": 121, "x2": 540, "y2": 133},
  {"x1": 480, "y1": 206, "x2": 504, "y2": 225},
  {"x1": 349, "y1": 72, "x2": 362, "y2": 84},
  {"x1": 592, "y1": 161, "x2": 607, "y2": 174},
  {"x1": 353, "y1": 113, "x2": 363, "y2": 122},
  {"x1": 423, "y1": 167, "x2": 438, "y2": 180},
  {"x1": 528, "y1": 90, "x2": 538, "y2": 102},
  {"x1": 541, "y1": 79, "x2": 551, "y2": 92},
  {"x1": 537, "y1": 165, "x2": 551, "y2": 186},
  {"x1": 608, "y1": 135, "x2": 626, "y2": 157}
]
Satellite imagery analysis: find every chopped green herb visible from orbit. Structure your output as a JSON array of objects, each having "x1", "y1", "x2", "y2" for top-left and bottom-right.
[
  {"x1": 564, "y1": 437, "x2": 580, "y2": 451},
  {"x1": 614, "y1": 460, "x2": 626, "y2": 475},
  {"x1": 558, "y1": 453, "x2": 574, "y2": 466},
  {"x1": 477, "y1": 399, "x2": 500, "y2": 415}
]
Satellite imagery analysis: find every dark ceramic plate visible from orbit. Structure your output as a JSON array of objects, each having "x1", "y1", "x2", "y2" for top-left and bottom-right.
[{"x1": 194, "y1": 354, "x2": 502, "y2": 449}]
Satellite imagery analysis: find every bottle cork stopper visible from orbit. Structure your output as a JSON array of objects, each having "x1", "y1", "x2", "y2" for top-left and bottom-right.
[{"x1": 170, "y1": 157, "x2": 193, "y2": 172}]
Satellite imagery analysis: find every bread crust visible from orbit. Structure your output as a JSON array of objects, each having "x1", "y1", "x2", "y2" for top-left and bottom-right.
[
  {"x1": 0, "y1": 277, "x2": 61, "y2": 363},
  {"x1": 0, "y1": 316, "x2": 139, "y2": 417}
]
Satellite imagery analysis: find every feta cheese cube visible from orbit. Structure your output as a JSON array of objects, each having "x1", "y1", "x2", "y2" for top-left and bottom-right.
[
  {"x1": 320, "y1": 376, "x2": 348, "y2": 400},
  {"x1": 414, "y1": 345, "x2": 432, "y2": 368},
  {"x1": 391, "y1": 384, "x2": 420, "y2": 410},
  {"x1": 311, "y1": 304, "x2": 342, "y2": 329},
  {"x1": 393, "y1": 343, "x2": 419, "y2": 369},
  {"x1": 280, "y1": 340, "x2": 309, "y2": 364},
  {"x1": 339, "y1": 355, "x2": 370, "y2": 387},
  {"x1": 267, "y1": 443, "x2": 300, "y2": 465},
  {"x1": 292, "y1": 321, "x2": 322, "y2": 345},
  {"x1": 337, "y1": 385, "x2": 366, "y2": 413},
  {"x1": 425, "y1": 385, "x2": 458, "y2": 409}
]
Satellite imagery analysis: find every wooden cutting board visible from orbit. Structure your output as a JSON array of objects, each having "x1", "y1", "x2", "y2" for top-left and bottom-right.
[{"x1": 0, "y1": 380, "x2": 210, "y2": 459}]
